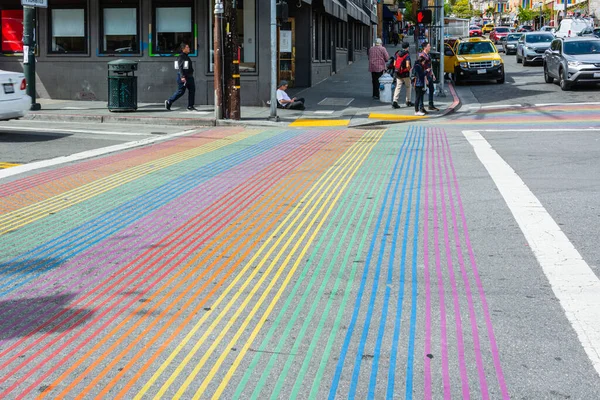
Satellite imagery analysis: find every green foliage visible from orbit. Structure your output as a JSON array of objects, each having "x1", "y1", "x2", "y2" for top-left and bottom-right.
[
  {"x1": 517, "y1": 6, "x2": 536, "y2": 23},
  {"x1": 452, "y1": 0, "x2": 474, "y2": 19},
  {"x1": 485, "y1": 6, "x2": 495, "y2": 17},
  {"x1": 403, "y1": 0, "x2": 417, "y2": 24}
]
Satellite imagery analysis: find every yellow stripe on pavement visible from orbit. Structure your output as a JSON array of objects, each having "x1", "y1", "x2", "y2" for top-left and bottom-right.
[
  {"x1": 369, "y1": 113, "x2": 427, "y2": 121},
  {"x1": 139, "y1": 130, "x2": 382, "y2": 399},
  {"x1": 289, "y1": 119, "x2": 350, "y2": 127},
  {"x1": 0, "y1": 162, "x2": 20, "y2": 169},
  {"x1": 0, "y1": 131, "x2": 259, "y2": 236}
]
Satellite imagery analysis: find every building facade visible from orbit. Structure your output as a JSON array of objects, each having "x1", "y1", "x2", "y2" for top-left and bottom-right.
[{"x1": 0, "y1": 0, "x2": 376, "y2": 106}]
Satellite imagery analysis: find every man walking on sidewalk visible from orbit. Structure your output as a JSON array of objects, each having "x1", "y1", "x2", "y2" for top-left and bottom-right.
[
  {"x1": 165, "y1": 43, "x2": 198, "y2": 111},
  {"x1": 419, "y1": 41, "x2": 439, "y2": 111},
  {"x1": 392, "y1": 42, "x2": 414, "y2": 109},
  {"x1": 368, "y1": 38, "x2": 390, "y2": 100}
]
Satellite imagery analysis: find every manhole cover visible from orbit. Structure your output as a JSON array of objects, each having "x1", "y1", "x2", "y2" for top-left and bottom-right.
[{"x1": 318, "y1": 97, "x2": 354, "y2": 106}]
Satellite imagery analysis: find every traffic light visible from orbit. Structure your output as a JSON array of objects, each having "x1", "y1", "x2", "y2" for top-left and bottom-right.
[{"x1": 416, "y1": 9, "x2": 432, "y2": 24}]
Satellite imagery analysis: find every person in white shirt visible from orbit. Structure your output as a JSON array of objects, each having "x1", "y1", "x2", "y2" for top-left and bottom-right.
[{"x1": 276, "y1": 80, "x2": 305, "y2": 110}]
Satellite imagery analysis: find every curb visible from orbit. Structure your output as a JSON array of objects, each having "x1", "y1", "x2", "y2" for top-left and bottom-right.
[{"x1": 25, "y1": 113, "x2": 217, "y2": 127}]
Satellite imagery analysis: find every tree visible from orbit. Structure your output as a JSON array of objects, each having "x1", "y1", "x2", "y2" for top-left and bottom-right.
[
  {"x1": 485, "y1": 6, "x2": 495, "y2": 18},
  {"x1": 452, "y1": 0, "x2": 474, "y2": 19},
  {"x1": 517, "y1": 6, "x2": 536, "y2": 23}
]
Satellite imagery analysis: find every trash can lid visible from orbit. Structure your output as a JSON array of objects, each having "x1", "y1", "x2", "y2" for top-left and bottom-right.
[{"x1": 108, "y1": 59, "x2": 138, "y2": 66}]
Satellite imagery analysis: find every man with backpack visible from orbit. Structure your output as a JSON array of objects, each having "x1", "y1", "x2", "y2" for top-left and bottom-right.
[{"x1": 392, "y1": 42, "x2": 414, "y2": 109}]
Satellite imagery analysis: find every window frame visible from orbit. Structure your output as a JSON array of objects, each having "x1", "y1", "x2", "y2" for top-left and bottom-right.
[
  {"x1": 98, "y1": 0, "x2": 141, "y2": 56},
  {"x1": 151, "y1": 0, "x2": 196, "y2": 57},
  {"x1": 47, "y1": 0, "x2": 90, "y2": 56}
]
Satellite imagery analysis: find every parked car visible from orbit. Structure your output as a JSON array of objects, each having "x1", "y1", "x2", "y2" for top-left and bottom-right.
[
  {"x1": 443, "y1": 37, "x2": 505, "y2": 85},
  {"x1": 540, "y1": 26, "x2": 555, "y2": 33},
  {"x1": 544, "y1": 37, "x2": 600, "y2": 90},
  {"x1": 490, "y1": 27, "x2": 511, "y2": 44},
  {"x1": 517, "y1": 25, "x2": 534, "y2": 32},
  {"x1": 516, "y1": 32, "x2": 555, "y2": 65},
  {"x1": 577, "y1": 27, "x2": 600, "y2": 38},
  {"x1": 0, "y1": 70, "x2": 30, "y2": 121},
  {"x1": 469, "y1": 26, "x2": 483, "y2": 37},
  {"x1": 504, "y1": 33, "x2": 523, "y2": 55},
  {"x1": 554, "y1": 18, "x2": 591, "y2": 38},
  {"x1": 482, "y1": 23, "x2": 495, "y2": 34}
]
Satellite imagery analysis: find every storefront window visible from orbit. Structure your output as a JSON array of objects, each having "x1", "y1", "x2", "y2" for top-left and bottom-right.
[
  {"x1": 100, "y1": 0, "x2": 139, "y2": 54},
  {"x1": 1, "y1": 7, "x2": 23, "y2": 54},
  {"x1": 209, "y1": 0, "x2": 256, "y2": 72},
  {"x1": 152, "y1": 1, "x2": 194, "y2": 55},
  {"x1": 49, "y1": 6, "x2": 87, "y2": 54}
]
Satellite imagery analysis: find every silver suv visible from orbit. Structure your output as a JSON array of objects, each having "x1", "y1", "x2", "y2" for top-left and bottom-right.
[{"x1": 543, "y1": 37, "x2": 600, "y2": 90}]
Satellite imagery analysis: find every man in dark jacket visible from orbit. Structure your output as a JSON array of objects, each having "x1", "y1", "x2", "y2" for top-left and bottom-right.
[
  {"x1": 165, "y1": 42, "x2": 197, "y2": 111},
  {"x1": 392, "y1": 42, "x2": 414, "y2": 109},
  {"x1": 412, "y1": 56, "x2": 428, "y2": 116}
]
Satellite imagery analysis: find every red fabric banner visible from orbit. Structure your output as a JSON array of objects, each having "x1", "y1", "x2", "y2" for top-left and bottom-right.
[{"x1": 1, "y1": 10, "x2": 24, "y2": 53}]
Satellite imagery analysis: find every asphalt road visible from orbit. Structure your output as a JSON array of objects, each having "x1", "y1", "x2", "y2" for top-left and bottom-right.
[{"x1": 0, "y1": 60, "x2": 599, "y2": 398}]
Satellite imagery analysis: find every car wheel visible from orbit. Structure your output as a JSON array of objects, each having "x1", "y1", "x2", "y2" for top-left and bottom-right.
[
  {"x1": 544, "y1": 64, "x2": 554, "y2": 83},
  {"x1": 559, "y1": 68, "x2": 571, "y2": 91},
  {"x1": 497, "y1": 76, "x2": 505, "y2": 84}
]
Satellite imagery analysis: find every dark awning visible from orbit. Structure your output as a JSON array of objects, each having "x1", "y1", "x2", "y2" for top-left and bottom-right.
[
  {"x1": 324, "y1": 0, "x2": 348, "y2": 22},
  {"x1": 347, "y1": 2, "x2": 370, "y2": 25},
  {"x1": 382, "y1": 5, "x2": 395, "y2": 20}
]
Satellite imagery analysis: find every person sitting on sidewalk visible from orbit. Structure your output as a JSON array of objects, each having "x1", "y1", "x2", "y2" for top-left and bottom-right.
[
  {"x1": 276, "y1": 81, "x2": 305, "y2": 110},
  {"x1": 392, "y1": 42, "x2": 414, "y2": 109}
]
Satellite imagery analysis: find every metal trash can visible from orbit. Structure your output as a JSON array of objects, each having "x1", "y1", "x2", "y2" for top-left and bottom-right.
[
  {"x1": 107, "y1": 59, "x2": 138, "y2": 111},
  {"x1": 429, "y1": 51, "x2": 440, "y2": 84},
  {"x1": 378, "y1": 73, "x2": 394, "y2": 103}
]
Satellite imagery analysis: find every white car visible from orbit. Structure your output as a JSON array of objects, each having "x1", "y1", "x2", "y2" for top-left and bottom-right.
[
  {"x1": 0, "y1": 70, "x2": 31, "y2": 121},
  {"x1": 554, "y1": 18, "x2": 591, "y2": 38}
]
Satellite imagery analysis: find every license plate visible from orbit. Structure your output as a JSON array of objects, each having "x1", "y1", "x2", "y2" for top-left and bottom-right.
[
  {"x1": 594, "y1": 72, "x2": 600, "y2": 78},
  {"x1": 3, "y1": 83, "x2": 14, "y2": 94},
  {"x1": 477, "y1": 69, "x2": 487, "y2": 75}
]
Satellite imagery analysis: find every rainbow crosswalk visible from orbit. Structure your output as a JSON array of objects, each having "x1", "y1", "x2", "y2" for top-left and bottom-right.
[{"x1": 0, "y1": 125, "x2": 510, "y2": 399}]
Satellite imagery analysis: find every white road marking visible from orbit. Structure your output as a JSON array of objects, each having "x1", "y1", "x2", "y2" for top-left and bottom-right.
[
  {"x1": 0, "y1": 126, "x2": 149, "y2": 136},
  {"x1": 463, "y1": 130, "x2": 600, "y2": 379},
  {"x1": 534, "y1": 102, "x2": 600, "y2": 107},
  {"x1": 180, "y1": 111, "x2": 211, "y2": 115},
  {"x1": 314, "y1": 110, "x2": 335, "y2": 115},
  {"x1": 0, "y1": 129, "x2": 198, "y2": 180}
]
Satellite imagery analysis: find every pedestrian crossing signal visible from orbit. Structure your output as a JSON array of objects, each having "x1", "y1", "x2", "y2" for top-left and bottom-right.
[{"x1": 417, "y1": 10, "x2": 432, "y2": 24}]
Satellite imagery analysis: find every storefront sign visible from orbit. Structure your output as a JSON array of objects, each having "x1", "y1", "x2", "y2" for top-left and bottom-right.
[
  {"x1": 280, "y1": 30, "x2": 292, "y2": 53},
  {"x1": 1, "y1": 10, "x2": 24, "y2": 53},
  {"x1": 21, "y1": 0, "x2": 48, "y2": 7}
]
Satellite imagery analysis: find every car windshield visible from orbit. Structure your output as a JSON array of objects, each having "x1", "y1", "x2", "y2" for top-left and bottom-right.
[
  {"x1": 526, "y1": 34, "x2": 554, "y2": 43},
  {"x1": 470, "y1": 26, "x2": 480, "y2": 30},
  {"x1": 506, "y1": 34, "x2": 522, "y2": 41},
  {"x1": 563, "y1": 40, "x2": 600, "y2": 55},
  {"x1": 457, "y1": 42, "x2": 495, "y2": 55},
  {"x1": 495, "y1": 28, "x2": 509, "y2": 33}
]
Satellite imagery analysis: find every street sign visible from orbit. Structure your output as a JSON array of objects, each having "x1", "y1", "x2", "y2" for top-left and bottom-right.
[{"x1": 21, "y1": 0, "x2": 48, "y2": 8}]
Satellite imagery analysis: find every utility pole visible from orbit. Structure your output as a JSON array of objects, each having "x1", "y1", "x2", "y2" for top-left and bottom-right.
[
  {"x1": 223, "y1": 0, "x2": 241, "y2": 120},
  {"x1": 22, "y1": 5, "x2": 41, "y2": 111},
  {"x1": 437, "y1": 0, "x2": 445, "y2": 97},
  {"x1": 214, "y1": 0, "x2": 224, "y2": 120},
  {"x1": 268, "y1": 0, "x2": 278, "y2": 121}
]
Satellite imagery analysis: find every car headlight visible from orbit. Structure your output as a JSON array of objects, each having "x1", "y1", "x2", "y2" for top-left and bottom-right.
[
  {"x1": 492, "y1": 60, "x2": 501, "y2": 66},
  {"x1": 567, "y1": 61, "x2": 582, "y2": 67},
  {"x1": 460, "y1": 62, "x2": 469, "y2": 68}
]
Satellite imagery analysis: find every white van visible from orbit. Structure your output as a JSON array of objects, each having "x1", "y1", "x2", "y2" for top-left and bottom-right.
[{"x1": 555, "y1": 18, "x2": 591, "y2": 38}]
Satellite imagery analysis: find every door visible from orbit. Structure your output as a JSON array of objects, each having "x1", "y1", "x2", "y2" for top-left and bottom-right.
[
  {"x1": 278, "y1": 18, "x2": 296, "y2": 87},
  {"x1": 444, "y1": 43, "x2": 456, "y2": 74}
]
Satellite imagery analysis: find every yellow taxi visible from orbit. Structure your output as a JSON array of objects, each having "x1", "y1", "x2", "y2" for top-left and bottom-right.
[
  {"x1": 482, "y1": 23, "x2": 495, "y2": 34},
  {"x1": 443, "y1": 37, "x2": 505, "y2": 85}
]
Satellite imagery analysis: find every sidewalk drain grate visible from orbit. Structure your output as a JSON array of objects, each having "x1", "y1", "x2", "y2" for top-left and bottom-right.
[{"x1": 318, "y1": 97, "x2": 354, "y2": 106}]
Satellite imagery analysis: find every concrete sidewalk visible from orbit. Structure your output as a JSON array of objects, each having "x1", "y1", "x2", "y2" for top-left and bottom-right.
[{"x1": 25, "y1": 43, "x2": 459, "y2": 128}]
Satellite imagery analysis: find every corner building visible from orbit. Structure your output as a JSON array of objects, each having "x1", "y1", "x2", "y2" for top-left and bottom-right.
[{"x1": 0, "y1": 0, "x2": 376, "y2": 106}]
